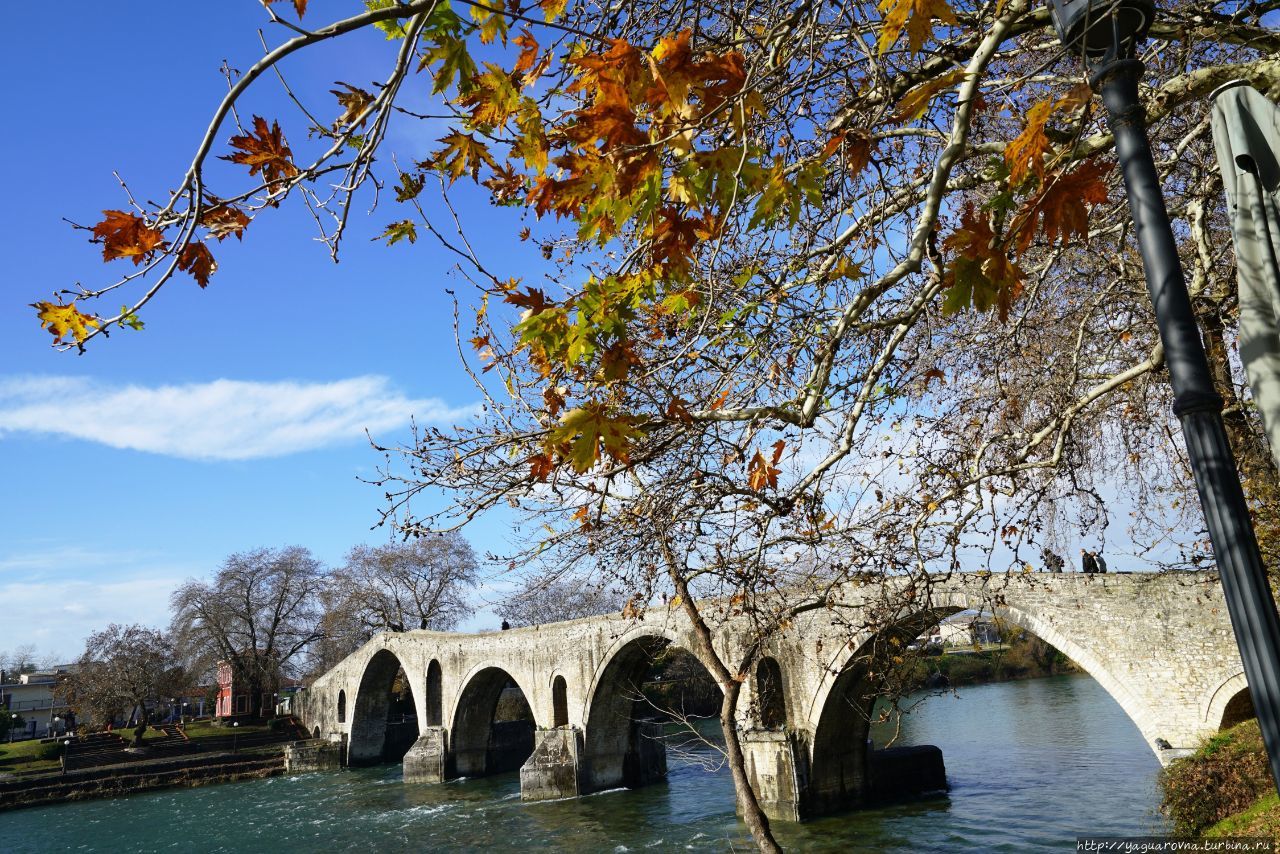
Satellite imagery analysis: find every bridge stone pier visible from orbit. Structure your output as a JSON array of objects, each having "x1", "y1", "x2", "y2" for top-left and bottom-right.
[{"x1": 296, "y1": 571, "x2": 1250, "y2": 821}]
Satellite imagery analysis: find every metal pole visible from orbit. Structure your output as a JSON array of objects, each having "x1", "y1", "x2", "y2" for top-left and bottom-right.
[{"x1": 1093, "y1": 56, "x2": 1280, "y2": 790}]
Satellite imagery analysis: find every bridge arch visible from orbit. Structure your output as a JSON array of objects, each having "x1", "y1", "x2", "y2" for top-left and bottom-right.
[
  {"x1": 809, "y1": 596, "x2": 1154, "y2": 746},
  {"x1": 581, "y1": 624, "x2": 704, "y2": 792},
  {"x1": 450, "y1": 664, "x2": 537, "y2": 777},
  {"x1": 1205, "y1": 672, "x2": 1254, "y2": 730},
  {"x1": 348, "y1": 648, "x2": 419, "y2": 766},
  {"x1": 805, "y1": 595, "x2": 1165, "y2": 812}
]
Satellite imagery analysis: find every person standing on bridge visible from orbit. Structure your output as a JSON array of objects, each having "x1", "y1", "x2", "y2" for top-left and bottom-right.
[
  {"x1": 1080, "y1": 548, "x2": 1097, "y2": 573},
  {"x1": 1043, "y1": 549, "x2": 1065, "y2": 573},
  {"x1": 1095, "y1": 551, "x2": 1108, "y2": 574}
]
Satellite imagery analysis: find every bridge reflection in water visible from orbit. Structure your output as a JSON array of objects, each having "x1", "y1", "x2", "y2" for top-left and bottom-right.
[{"x1": 298, "y1": 572, "x2": 1249, "y2": 822}]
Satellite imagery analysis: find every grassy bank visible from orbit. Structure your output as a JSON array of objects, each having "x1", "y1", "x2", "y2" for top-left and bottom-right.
[
  {"x1": 904, "y1": 629, "x2": 1079, "y2": 689},
  {"x1": 1160, "y1": 719, "x2": 1278, "y2": 841}
]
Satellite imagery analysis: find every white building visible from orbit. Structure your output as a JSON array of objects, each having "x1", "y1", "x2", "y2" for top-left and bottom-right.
[{"x1": 1, "y1": 667, "x2": 73, "y2": 739}]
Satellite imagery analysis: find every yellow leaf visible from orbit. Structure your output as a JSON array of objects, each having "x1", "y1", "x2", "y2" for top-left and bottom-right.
[
  {"x1": 540, "y1": 0, "x2": 568, "y2": 23},
  {"x1": 428, "y1": 131, "x2": 497, "y2": 183},
  {"x1": 32, "y1": 300, "x2": 101, "y2": 345},
  {"x1": 878, "y1": 0, "x2": 957, "y2": 55},
  {"x1": 892, "y1": 68, "x2": 966, "y2": 122},
  {"x1": 548, "y1": 403, "x2": 642, "y2": 472}
]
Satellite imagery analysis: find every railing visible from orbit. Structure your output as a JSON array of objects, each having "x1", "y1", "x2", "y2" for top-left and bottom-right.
[{"x1": 3, "y1": 698, "x2": 68, "y2": 712}]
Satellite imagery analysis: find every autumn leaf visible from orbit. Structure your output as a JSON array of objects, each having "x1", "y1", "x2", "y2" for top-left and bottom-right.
[
  {"x1": 222, "y1": 116, "x2": 300, "y2": 184},
  {"x1": 429, "y1": 131, "x2": 497, "y2": 183},
  {"x1": 331, "y1": 82, "x2": 375, "y2": 129},
  {"x1": 747, "y1": 440, "x2": 785, "y2": 491},
  {"x1": 1013, "y1": 159, "x2": 1111, "y2": 252},
  {"x1": 178, "y1": 242, "x2": 217, "y2": 288},
  {"x1": 395, "y1": 170, "x2": 425, "y2": 202},
  {"x1": 420, "y1": 34, "x2": 478, "y2": 95},
  {"x1": 468, "y1": 0, "x2": 509, "y2": 45},
  {"x1": 540, "y1": 0, "x2": 569, "y2": 23},
  {"x1": 32, "y1": 300, "x2": 100, "y2": 345},
  {"x1": 942, "y1": 205, "x2": 1025, "y2": 322},
  {"x1": 1004, "y1": 85, "x2": 1093, "y2": 186},
  {"x1": 458, "y1": 64, "x2": 522, "y2": 127},
  {"x1": 1004, "y1": 99, "x2": 1055, "y2": 186},
  {"x1": 892, "y1": 68, "x2": 966, "y2": 122},
  {"x1": 377, "y1": 220, "x2": 418, "y2": 245},
  {"x1": 528, "y1": 452, "x2": 555, "y2": 482},
  {"x1": 877, "y1": 0, "x2": 957, "y2": 55},
  {"x1": 264, "y1": 0, "x2": 307, "y2": 17},
  {"x1": 201, "y1": 205, "x2": 250, "y2": 241},
  {"x1": 91, "y1": 210, "x2": 166, "y2": 265},
  {"x1": 665, "y1": 396, "x2": 693, "y2": 423},
  {"x1": 366, "y1": 0, "x2": 410, "y2": 38},
  {"x1": 548, "y1": 403, "x2": 642, "y2": 472}
]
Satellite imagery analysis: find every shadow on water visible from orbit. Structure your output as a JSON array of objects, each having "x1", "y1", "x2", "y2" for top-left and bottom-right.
[{"x1": 3, "y1": 674, "x2": 1168, "y2": 853}]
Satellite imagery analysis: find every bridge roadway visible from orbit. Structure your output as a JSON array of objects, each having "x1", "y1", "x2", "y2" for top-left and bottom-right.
[{"x1": 296, "y1": 571, "x2": 1250, "y2": 820}]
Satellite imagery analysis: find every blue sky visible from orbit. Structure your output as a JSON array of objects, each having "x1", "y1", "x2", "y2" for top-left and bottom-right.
[{"x1": 0, "y1": 1, "x2": 542, "y2": 661}]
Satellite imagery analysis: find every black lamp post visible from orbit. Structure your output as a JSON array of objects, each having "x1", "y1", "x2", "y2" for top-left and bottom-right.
[{"x1": 1047, "y1": 0, "x2": 1280, "y2": 790}]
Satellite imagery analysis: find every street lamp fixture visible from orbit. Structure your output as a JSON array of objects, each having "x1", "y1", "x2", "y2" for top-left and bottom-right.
[{"x1": 1047, "y1": 0, "x2": 1280, "y2": 793}]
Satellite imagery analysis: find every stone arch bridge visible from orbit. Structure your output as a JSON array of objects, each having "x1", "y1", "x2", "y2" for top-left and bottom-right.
[{"x1": 296, "y1": 571, "x2": 1248, "y2": 821}]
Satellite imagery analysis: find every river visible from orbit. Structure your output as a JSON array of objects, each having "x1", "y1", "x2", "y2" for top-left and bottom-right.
[{"x1": 2, "y1": 674, "x2": 1169, "y2": 852}]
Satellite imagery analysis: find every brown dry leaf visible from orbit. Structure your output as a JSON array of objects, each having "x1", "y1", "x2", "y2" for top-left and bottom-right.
[
  {"x1": 222, "y1": 116, "x2": 300, "y2": 184},
  {"x1": 178, "y1": 243, "x2": 217, "y2": 288},
  {"x1": 92, "y1": 210, "x2": 166, "y2": 265}
]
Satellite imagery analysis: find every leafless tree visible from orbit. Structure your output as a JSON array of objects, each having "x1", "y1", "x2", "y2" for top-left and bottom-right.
[
  {"x1": 327, "y1": 533, "x2": 479, "y2": 633},
  {"x1": 170, "y1": 546, "x2": 325, "y2": 719},
  {"x1": 495, "y1": 574, "x2": 623, "y2": 627}
]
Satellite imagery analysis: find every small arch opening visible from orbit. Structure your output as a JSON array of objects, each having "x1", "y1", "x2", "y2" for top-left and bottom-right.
[
  {"x1": 337, "y1": 689, "x2": 347, "y2": 723},
  {"x1": 553, "y1": 675, "x2": 569, "y2": 727},
  {"x1": 1220, "y1": 688, "x2": 1257, "y2": 730},
  {"x1": 426, "y1": 659, "x2": 443, "y2": 727},
  {"x1": 313, "y1": 726, "x2": 321, "y2": 739},
  {"x1": 755, "y1": 657, "x2": 786, "y2": 730}
]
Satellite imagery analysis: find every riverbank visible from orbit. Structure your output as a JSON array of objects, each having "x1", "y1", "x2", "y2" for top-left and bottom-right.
[
  {"x1": 0, "y1": 748, "x2": 286, "y2": 812},
  {"x1": 1160, "y1": 718, "x2": 1279, "y2": 842},
  {"x1": 906, "y1": 629, "x2": 1080, "y2": 690}
]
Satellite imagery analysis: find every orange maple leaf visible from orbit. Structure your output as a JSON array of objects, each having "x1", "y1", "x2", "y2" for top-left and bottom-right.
[
  {"x1": 178, "y1": 243, "x2": 217, "y2": 288},
  {"x1": 747, "y1": 441, "x2": 785, "y2": 491},
  {"x1": 91, "y1": 210, "x2": 166, "y2": 265},
  {"x1": 1013, "y1": 159, "x2": 1111, "y2": 252},
  {"x1": 222, "y1": 116, "x2": 300, "y2": 184}
]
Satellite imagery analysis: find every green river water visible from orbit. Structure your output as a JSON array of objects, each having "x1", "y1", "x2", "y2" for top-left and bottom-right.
[{"x1": 1, "y1": 674, "x2": 1169, "y2": 852}]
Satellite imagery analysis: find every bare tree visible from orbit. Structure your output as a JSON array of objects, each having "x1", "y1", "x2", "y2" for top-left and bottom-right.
[
  {"x1": 495, "y1": 575, "x2": 623, "y2": 628},
  {"x1": 1, "y1": 645, "x2": 53, "y2": 676},
  {"x1": 57, "y1": 624, "x2": 188, "y2": 743},
  {"x1": 327, "y1": 534, "x2": 479, "y2": 634},
  {"x1": 170, "y1": 546, "x2": 325, "y2": 720}
]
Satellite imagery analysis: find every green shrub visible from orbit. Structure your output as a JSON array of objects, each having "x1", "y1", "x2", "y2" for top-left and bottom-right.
[
  {"x1": 1161, "y1": 719, "x2": 1271, "y2": 835},
  {"x1": 37, "y1": 741, "x2": 64, "y2": 760}
]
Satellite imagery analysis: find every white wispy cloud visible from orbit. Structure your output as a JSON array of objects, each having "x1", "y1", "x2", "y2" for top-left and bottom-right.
[
  {"x1": 0, "y1": 572, "x2": 182, "y2": 663},
  {"x1": 0, "y1": 375, "x2": 477, "y2": 461}
]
